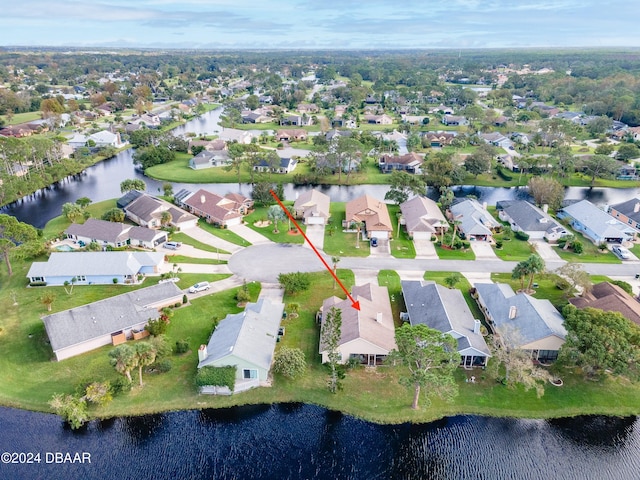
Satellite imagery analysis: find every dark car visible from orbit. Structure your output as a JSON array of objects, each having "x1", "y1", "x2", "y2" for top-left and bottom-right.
[{"x1": 371, "y1": 237, "x2": 378, "y2": 247}]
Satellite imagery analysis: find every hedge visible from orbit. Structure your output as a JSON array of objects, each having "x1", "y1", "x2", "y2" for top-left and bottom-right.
[
  {"x1": 195, "y1": 366, "x2": 237, "y2": 391},
  {"x1": 496, "y1": 166, "x2": 513, "y2": 181},
  {"x1": 514, "y1": 230, "x2": 530, "y2": 241}
]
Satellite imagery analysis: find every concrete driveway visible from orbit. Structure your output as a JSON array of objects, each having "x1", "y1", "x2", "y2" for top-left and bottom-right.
[
  {"x1": 470, "y1": 242, "x2": 499, "y2": 260},
  {"x1": 369, "y1": 238, "x2": 390, "y2": 257},
  {"x1": 181, "y1": 225, "x2": 243, "y2": 253},
  {"x1": 413, "y1": 239, "x2": 438, "y2": 259},
  {"x1": 531, "y1": 240, "x2": 563, "y2": 262},
  {"x1": 228, "y1": 223, "x2": 273, "y2": 245},
  {"x1": 302, "y1": 224, "x2": 325, "y2": 250}
]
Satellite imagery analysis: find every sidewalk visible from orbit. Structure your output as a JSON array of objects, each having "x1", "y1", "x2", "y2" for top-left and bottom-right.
[{"x1": 228, "y1": 223, "x2": 272, "y2": 245}]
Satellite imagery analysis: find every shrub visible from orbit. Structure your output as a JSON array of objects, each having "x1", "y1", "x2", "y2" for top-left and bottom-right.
[
  {"x1": 111, "y1": 377, "x2": 132, "y2": 396},
  {"x1": 495, "y1": 240, "x2": 503, "y2": 249},
  {"x1": 150, "y1": 359, "x2": 172, "y2": 373},
  {"x1": 174, "y1": 302, "x2": 181, "y2": 308},
  {"x1": 112, "y1": 278, "x2": 118, "y2": 284},
  {"x1": 29, "y1": 281, "x2": 47, "y2": 287},
  {"x1": 175, "y1": 339, "x2": 189, "y2": 354},
  {"x1": 196, "y1": 366, "x2": 236, "y2": 390},
  {"x1": 611, "y1": 280, "x2": 633, "y2": 295},
  {"x1": 514, "y1": 230, "x2": 530, "y2": 241},
  {"x1": 278, "y1": 272, "x2": 311, "y2": 295},
  {"x1": 571, "y1": 240, "x2": 583, "y2": 254},
  {"x1": 496, "y1": 166, "x2": 513, "y2": 181},
  {"x1": 182, "y1": 294, "x2": 188, "y2": 304},
  {"x1": 273, "y1": 347, "x2": 307, "y2": 379},
  {"x1": 236, "y1": 287, "x2": 251, "y2": 303},
  {"x1": 145, "y1": 317, "x2": 169, "y2": 336}
]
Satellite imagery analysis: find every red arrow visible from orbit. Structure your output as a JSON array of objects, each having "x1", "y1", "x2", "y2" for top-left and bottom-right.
[{"x1": 270, "y1": 190, "x2": 360, "y2": 310}]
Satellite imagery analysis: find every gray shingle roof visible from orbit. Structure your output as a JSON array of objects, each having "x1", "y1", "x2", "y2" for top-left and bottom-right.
[
  {"x1": 27, "y1": 251, "x2": 164, "y2": 278},
  {"x1": 42, "y1": 282, "x2": 183, "y2": 352},
  {"x1": 609, "y1": 197, "x2": 640, "y2": 224},
  {"x1": 198, "y1": 299, "x2": 284, "y2": 371},
  {"x1": 450, "y1": 199, "x2": 500, "y2": 237},
  {"x1": 400, "y1": 196, "x2": 448, "y2": 234},
  {"x1": 559, "y1": 199, "x2": 633, "y2": 240},
  {"x1": 66, "y1": 218, "x2": 129, "y2": 244},
  {"x1": 402, "y1": 280, "x2": 490, "y2": 356},
  {"x1": 474, "y1": 283, "x2": 566, "y2": 348},
  {"x1": 497, "y1": 200, "x2": 566, "y2": 234}
]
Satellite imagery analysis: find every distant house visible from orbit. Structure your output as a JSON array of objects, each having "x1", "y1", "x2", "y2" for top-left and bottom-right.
[
  {"x1": 282, "y1": 114, "x2": 313, "y2": 126},
  {"x1": 297, "y1": 103, "x2": 319, "y2": 114},
  {"x1": 189, "y1": 150, "x2": 231, "y2": 170},
  {"x1": 479, "y1": 132, "x2": 514, "y2": 149},
  {"x1": 400, "y1": 196, "x2": 448, "y2": 240},
  {"x1": 88, "y1": 130, "x2": 126, "y2": 148},
  {"x1": 65, "y1": 218, "x2": 167, "y2": 249},
  {"x1": 275, "y1": 129, "x2": 308, "y2": 142},
  {"x1": 423, "y1": 131, "x2": 457, "y2": 148},
  {"x1": 441, "y1": 114, "x2": 468, "y2": 126},
  {"x1": 27, "y1": 251, "x2": 165, "y2": 287},
  {"x1": 42, "y1": 282, "x2": 183, "y2": 361},
  {"x1": 293, "y1": 189, "x2": 331, "y2": 225},
  {"x1": 449, "y1": 199, "x2": 501, "y2": 242},
  {"x1": 197, "y1": 299, "x2": 284, "y2": 394},
  {"x1": 319, "y1": 283, "x2": 396, "y2": 366},
  {"x1": 180, "y1": 189, "x2": 253, "y2": 227},
  {"x1": 378, "y1": 152, "x2": 424, "y2": 173},
  {"x1": 363, "y1": 114, "x2": 393, "y2": 125},
  {"x1": 496, "y1": 200, "x2": 568, "y2": 242},
  {"x1": 121, "y1": 193, "x2": 198, "y2": 230},
  {"x1": 429, "y1": 104, "x2": 454, "y2": 114},
  {"x1": 241, "y1": 110, "x2": 270, "y2": 124},
  {"x1": 402, "y1": 280, "x2": 490, "y2": 367},
  {"x1": 253, "y1": 157, "x2": 298, "y2": 174},
  {"x1": 189, "y1": 138, "x2": 227, "y2": 153},
  {"x1": 474, "y1": 283, "x2": 567, "y2": 363},
  {"x1": 569, "y1": 282, "x2": 640, "y2": 327},
  {"x1": 608, "y1": 197, "x2": 640, "y2": 234},
  {"x1": 557, "y1": 200, "x2": 635, "y2": 244},
  {"x1": 344, "y1": 194, "x2": 393, "y2": 239},
  {"x1": 219, "y1": 129, "x2": 253, "y2": 144}
]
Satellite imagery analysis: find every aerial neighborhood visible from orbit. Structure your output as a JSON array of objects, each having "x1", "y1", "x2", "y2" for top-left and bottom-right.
[{"x1": 2, "y1": 49, "x2": 640, "y2": 428}]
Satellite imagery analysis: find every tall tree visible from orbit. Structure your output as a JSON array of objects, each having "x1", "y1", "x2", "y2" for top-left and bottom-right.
[
  {"x1": 267, "y1": 204, "x2": 285, "y2": 233},
  {"x1": 0, "y1": 214, "x2": 39, "y2": 276},
  {"x1": 527, "y1": 177, "x2": 564, "y2": 211},
  {"x1": 580, "y1": 155, "x2": 619, "y2": 186},
  {"x1": 134, "y1": 342, "x2": 157, "y2": 387},
  {"x1": 384, "y1": 170, "x2": 426, "y2": 205},
  {"x1": 62, "y1": 202, "x2": 84, "y2": 223},
  {"x1": 390, "y1": 324, "x2": 459, "y2": 410},
  {"x1": 321, "y1": 306, "x2": 343, "y2": 393},
  {"x1": 120, "y1": 178, "x2": 146, "y2": 193},
  {"x1": 109, "y1": 344, "x2": 138, "y2": 384},
  {"x1": 331, "y1": 256, "x2": 340, "y2": 289}
]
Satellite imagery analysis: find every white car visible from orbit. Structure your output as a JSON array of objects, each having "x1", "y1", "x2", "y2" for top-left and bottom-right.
[
  {"x1": 188, "y1": 281, "x2": 210, "y2": 293},
  {"x1": 612, "y1": 245, "x2": 631, "y2": 260}
]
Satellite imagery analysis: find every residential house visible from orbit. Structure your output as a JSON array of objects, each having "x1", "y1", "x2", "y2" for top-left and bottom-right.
[
  {"x1": 65, "y1": 218, "x2": 168, "y2": 249},
  {"x1": 493, "y1": 116, "x2": 508, "y2": 127},
  {"x1": 275, "y1": 129, "x2": 308, "y2": 142},
  {"x1": 297, "y1": 103, "x2": 319, "y2": 114},
  {"x1": 441, "y1": 114, "x2": 469, "y2": 126},
  {"x1": 429, "y1": 104, "x2": 454, "y2": 114},
  {"x1": 479, "y1": 132, "x2": 514, "y2": 149},
  {"x1": 496, "y1": 200, "x2": 568, "y2": 242},
  {"x1": 88, "y1": 130, "x2": 126, "y2": 148},
  {"x1": 293, "y1": 189, "x2": 331, "y2": 225},
  {"x1": 319, "y1": 283, "x2": 396, "y2": 366},
  {"x1": 378, "y1": 152, "x2": 424, "y2": 173},
  {"x1": 122, "y1": 193, "x2": 198, "y2": 230},
  {"x1": 557, "y1": 199, "x2": 635, "y2": 244},
  {"x1": 42, "y1": 282, "x2": 183, "y2": 361},
  {"x1": 219, "y1": 129, "x2": 253, "y2": 144},
  {"x1": 281, "y1": 114, "x2": 312, "y2": 127},
  {"x1": 569, "y1": 282, "x2": 640, "y2": 327},
  {"x1": 253, "y1": 157, "x2": 298, "y2": 174},
  {"x1": 189, "y1": 138, "x2": 227, "y2": 153},
  {"x1": 325, "y1": 129, "x2": 353, "y2": 142},
  {"x1": 363, "y1": 114, "x2": 393, "y2": 125},
  {"x1": 197, "y1": 299, "x2": 284, "y2": 394},
  {"x1": 474, "y1": 283, "x2": 567, "y2": 363},
  {"x1": 27, "y1": 251, "x2": 166, "y2": 287},
  {"x1": 401, "y1": 280, "x2": 490, "y2": 367},
  {"x1": 180, "y1": 188, "x2": 253, "y2": 227},
  {"x1": 401, "y1": 114, "x2": 429, "y2": 125},
  {"x1": 344, "y1": 195, "x2": 393, "y2": 239},
  {"x1": 241, "y1": 110, "x2": 270, "y2": 124},
  {"x1": 128, "y1": 113, "x2": 162, "y2": 128},
  {"x1": 449, "y1": 199, "x2": 501, "y2": 242},
  {"x1": 608, "y1": 197, "x2": 640, "y2": 234},
  {"x1": 423, "y1": 131, "x2": 457, "y2": 148},
  {"x1": 67, "y1": 133, "x2": 89, "y2": 149},
  {"x1": 189, "y1": 150, "x2": 231, "y2": 169},
  {"x1": 331, "y1": 117, "x2": 357, "y2": 129},
  {"x1": 400, "y1": 196, "x2": 448, "y2": 240}
]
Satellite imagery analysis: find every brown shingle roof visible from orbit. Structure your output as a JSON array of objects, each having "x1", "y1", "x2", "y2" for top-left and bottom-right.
[
  {"x1": 569, "y1": 282, "x2": 640, "y2": 326},
  {"x1": 345, "y1": 194, "x2": 392, "y2": 232}
]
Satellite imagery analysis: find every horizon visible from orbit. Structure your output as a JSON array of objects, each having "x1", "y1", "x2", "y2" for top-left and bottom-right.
[{"x1": 1, "y1": 1, "x2": 639, "y2": 50}]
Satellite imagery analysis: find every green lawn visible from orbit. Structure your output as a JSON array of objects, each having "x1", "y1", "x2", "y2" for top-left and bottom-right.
[
  {"x1": 164, "y1": 255, "x2": 226, "y2": 265},
  {"x1": 323, "y1": 202, "x2": 370, "y2": 257},
  {"x1": 0, "y1": 111, "x2": 42, "y2": 125},
  {"x1": 377, "y1": 270, "x2": 405, "y2": 327},
  {"x1": 491, "y1": 272, "x2": 570, "y2": 310},
  {"x1": 243, "y1": 203, "x2": 306, "y2": 244},
  {"x1": 387, "y1": 204, "x2": 416, "y2": 259},
  {"x1": 434, "y1": 243, "x2": 476, "y2": 260},
  {"x1": 493, "y1": 236, "x2": 537, "y2": 261},
  {"x1": 197, "y1": 219, "x2": 250, "y2": 247},
  {"x1": 553, "y1": 224, "x2": 621, "y2": 264},
  {"x1": 170, "y1": 232, "x2": 230, "y2": 254}
]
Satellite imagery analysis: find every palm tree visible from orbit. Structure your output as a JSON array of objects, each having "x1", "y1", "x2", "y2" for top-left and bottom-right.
[
  {"x1": 331, "y1": 256, "x2": 340, "y2": 289},
  {"x1": 109, "y1": 344, "x2": 137, "y2": 384},
  {"x1": 40, "y1": 292, "x2": 55, "y2": 312},
  {"x1": 444, "y1": 273, "x2": 461, "y2": 289},
  {"x1": 134, "y1": 342, "x2": 157, "y2": 386},
  {"x1": 450, "y1": 215, "x2": 462, "y2": 248},
  {"x1": 351, "y1": 221, "x2": 364, "y2": 248},
  {"x1": 525, "y1": 254, "x2": 545, "y2": 292},
  {"x1": 161, "y1": 210, "x2": 172, "y2": 227}
]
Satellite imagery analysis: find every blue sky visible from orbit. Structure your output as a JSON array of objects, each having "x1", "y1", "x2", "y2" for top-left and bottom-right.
[{"x1": 1, "y1": 0, "x2": 638, "y2": 49}]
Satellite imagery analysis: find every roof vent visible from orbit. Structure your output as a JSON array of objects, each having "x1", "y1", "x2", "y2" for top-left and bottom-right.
[
  {"x1": 509, "y1": 306, "x2": 517, "y2": 319},
  {"x1": 200, "y1": 194, "x2": 206, "y2": 204}
]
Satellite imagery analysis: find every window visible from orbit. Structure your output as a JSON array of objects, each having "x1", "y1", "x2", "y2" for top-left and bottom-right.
[
  {"x1": 243, "y1": 369, "x2": 257, "y2": 379},
  {"x1": 77, "y1": 275, "x2": 87, "y2": 282}
]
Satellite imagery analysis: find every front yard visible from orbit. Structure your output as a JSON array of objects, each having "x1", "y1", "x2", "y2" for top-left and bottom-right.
[
  {"x1": 243, "y1": 203, "x2": 306, "y2": 244},
  {"x1": 323, "y1": 202, "x2": 370, "y2": 257}
]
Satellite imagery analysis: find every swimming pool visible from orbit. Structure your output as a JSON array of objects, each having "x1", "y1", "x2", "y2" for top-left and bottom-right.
[{"x1": 55, "y1": 244, "x2": 75, "y2": 251}]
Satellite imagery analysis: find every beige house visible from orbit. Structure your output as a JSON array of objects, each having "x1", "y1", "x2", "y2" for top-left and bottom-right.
[
  {"x1": 400, "y1": 196, "x2": 448, "y2": 240},
  {"x1": 343, "y1": 194, "x2": 393, "y2": 239},
  {"x1": 293, "y1": 189, "x2": 331, "y2": 225},
  {"x1": 319, "y1": 283, "x2": 396, "y2": 366}
]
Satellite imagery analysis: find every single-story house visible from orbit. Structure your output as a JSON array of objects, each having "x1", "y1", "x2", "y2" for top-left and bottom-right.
[
  {"x1": 344, "y1": 194, "x2": 393, "y2": 239},
  {"x1": 180, "y1": 189, "x2": 253, "y2": 227},
  {"x1": 242, "y1": 111, "x2": 270, "y2": 124},
  {"x1": 363, "y1": 114, "x2": 393, "y2": 125},
  {"x1": 65, "y1": 218, "x2": 167, "y2": 249},
  {"x1": 275, "y1": 129, "x2": 308, "y2": 142},
  {"x1": 189, "y1": 150, "x2": 231, "y2": 170},
  {"x1": 442, "y1": 114, "x2": 468, "y2": 126},
  {"x1": 569, "y1": 282, "x2": 640, "y2": 327},
  {"x1": 400, "y1": 196, "x2": 448, "y2": 240},
  {"x1": 88, "y1": 130, "x2": 126, "y2": 148},
  {"x1": 474, "y1": 283, "x2": 567, "y2": 363},
  {"x1": 42, "y1": 282, "x2": 183, "y2": 361},
  {"x1": 121, "y1": 193, "x2": 198, "y2": 230},
  {"x1": 402, "y1": 280, "x2": 490, "y2": 367},
  {"x1": 319, "y1": 283, "x2": 396, "y2": 366},
  {"x1": 608, "y1": 197, "x2": 640, "y2": 234},
  {"x1": 479, "y1": 132, "x2": 514, "y2": 149},
  {"x1": 197, "y1": 299, "x2": 285, "y2": 394},
  {"x1": 293, "y1": 189, "x2": 331, "y2": 225},
  {"x1": 27, "y1": 251, "x2": 166, "y2": 286},
  {"x1": 253, "y1": 157, "x2": 298, "y2": 174},
  {"x1": 557, "y1": 199, "x2": 635, "y2": 244},
  {"x1": 429, "y1": 105, "x2": 454, "y2": 114},
  {"x1": 218, "y1": 129, "x2": 253, "y2": 144},
  {"x1": 449, "y1": 199, "x2": 501, "y2": 242},
  {"x1": 282, "y1": 114, "x2": 313, "y2": 127},
  {"x1": 496, "y1": 200, "x2": 568, "y2": 242},
  {"x1": 423, "y1": 131, "x2": 457, "y2": 147},
  {"x1": 378, "y1": 152, "x2": 424, "y2": 173}
]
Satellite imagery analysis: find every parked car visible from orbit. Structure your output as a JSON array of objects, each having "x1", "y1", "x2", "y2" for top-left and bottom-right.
[
  {"x1": 164, "y1": 241, "x2": 182, "y2": 250},
  {"x1": 370, "y1": 237, "x2": 378, "y2": 247},
  {"x1": 188, "y1": 281, "x2": 210, "y2": 293},
  {"x1": 612, "y1": 245, "x2": 631, "y2": 259}
]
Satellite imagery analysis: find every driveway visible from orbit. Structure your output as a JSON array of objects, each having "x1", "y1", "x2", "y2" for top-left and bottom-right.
[
  {"x1": 352, "y1": 269, "x2": 380, "y2": 286},
  {"x1": 369, "y1": 238, "x2": 391, "y2": 257},
  {"x1": 302, "y1": 224, "x2": 325, "y2": 250},
  {"x1": 181, "y1": 225, "x2": 243, "y2": 254},
  {"x1": 165, "y1": 244, "x2": 231, "y2": 262},
  {"x1": 228, "y1": 223, "x2": 273, "y2": 245},
  {"x1": 258, "y1": 282, "x2": 285, "y2": 303},
  {"x1": 470, "y1": 242, "x2": 499, "y2": 260},
  {"x1": 413, "y1": 239, "x2": 438, "y2": 259},
  {"x1": 531, "y1": 240, "x2": 564, "y2": 263}
]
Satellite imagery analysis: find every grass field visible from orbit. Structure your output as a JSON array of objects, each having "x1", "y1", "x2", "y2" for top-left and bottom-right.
[
  {"x1": 323, "y1": 202, "x2": 370, "y2": 257},
  {"x1": 243, "y1": 203, "x2": 306, "y2": 244},
  {"x1": 197, "y1": 219, "x2": 250, "y2": 247}
]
